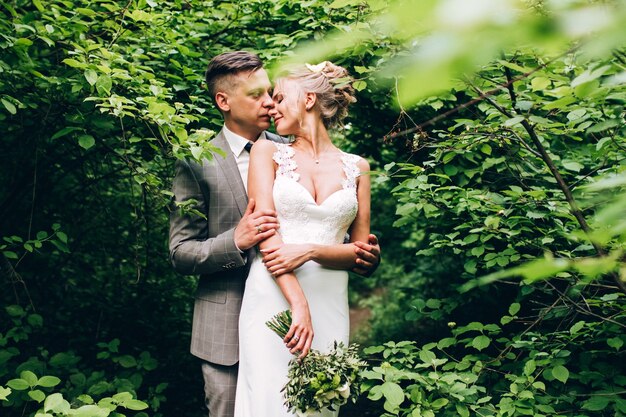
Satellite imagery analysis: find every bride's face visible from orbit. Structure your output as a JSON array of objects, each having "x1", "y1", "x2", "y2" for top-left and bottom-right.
[{"x1": 269, "y1": 79, "x2": 306, "y2": 136}]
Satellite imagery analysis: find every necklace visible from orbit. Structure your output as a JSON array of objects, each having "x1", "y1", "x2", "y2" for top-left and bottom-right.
[{"x1": 292, "y1": 137, "x2": 330, "y2": 165}]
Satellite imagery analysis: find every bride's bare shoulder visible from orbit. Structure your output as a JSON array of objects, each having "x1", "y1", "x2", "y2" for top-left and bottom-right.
[
  {"x1": 356, "y1": 156, "x2": 370, "y2": 172},
  {"x1": 250, "y1": 139, "x2": 282, "y2": 157},
  {"x1": 254, "y1": 138, "x2": 280, "y2": 150}
]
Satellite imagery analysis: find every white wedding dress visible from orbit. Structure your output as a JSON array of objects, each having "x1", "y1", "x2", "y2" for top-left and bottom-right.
[{"x1": 234, "y1": 143, "x2": 361, "y2": 417}]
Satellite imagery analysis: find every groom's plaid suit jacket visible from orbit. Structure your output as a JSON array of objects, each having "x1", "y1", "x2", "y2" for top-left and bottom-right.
[{"x1": 169, "y1": 130, "x2": 287, "y2": 365}]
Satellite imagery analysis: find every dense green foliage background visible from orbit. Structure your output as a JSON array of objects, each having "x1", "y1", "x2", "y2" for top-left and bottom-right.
[{"x1": 1, "y1": 0, "x2": 624, "y2": 416}]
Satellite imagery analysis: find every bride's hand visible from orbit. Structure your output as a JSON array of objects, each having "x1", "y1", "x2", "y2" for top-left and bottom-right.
[
  {"x1": 284, "y1": 302, "x2": 314, "y2": 358},
  {"x1": 261, "y1": 244, "x2": 312, "y2": 276}
]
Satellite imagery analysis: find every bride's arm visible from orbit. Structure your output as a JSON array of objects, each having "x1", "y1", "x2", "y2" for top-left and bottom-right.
[
  {"x1": 248, "y1": 141, "x2": 313, "y2": 358},
  {"x1": 262, "y1": 158, "x2": 372, "y2": 275}
]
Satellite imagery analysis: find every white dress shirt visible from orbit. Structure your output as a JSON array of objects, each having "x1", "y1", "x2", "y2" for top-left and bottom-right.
[{"x1": 222, "y1": 125, "x2": 266, "y2": 192}]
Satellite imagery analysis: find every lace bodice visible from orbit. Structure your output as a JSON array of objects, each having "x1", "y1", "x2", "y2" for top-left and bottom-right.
[{"x1": 271, "y1": 143, "x2": 360, "y2": 246}]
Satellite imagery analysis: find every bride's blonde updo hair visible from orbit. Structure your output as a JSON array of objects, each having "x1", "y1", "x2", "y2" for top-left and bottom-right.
[{"x1": 277, "y1": 61, "x2": 357, "y2": 129}]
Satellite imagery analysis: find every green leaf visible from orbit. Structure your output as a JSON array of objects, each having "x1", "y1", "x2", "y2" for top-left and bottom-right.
[
  {"x1": 456, "y1": 404, "x2": 470, "y2": 417},
  {"x1": 442, "y1": 152, "x2": 456, "y2": 164},
  {"x1": 29, "y1": 389, "x2": 46, "y2": 403},
  {"x1": 543, "y1": 95, "x2": 577, "y2": 110},
  {"x1": 465, "y1": 321, "x2": 484, "y2": 331},
  {"x1": 190, "y1": 145, "x2": 203, "y2": 160},
  {"x1": 587, "y1": 118, "x2": 621, "y2": 133},
  {"x1": 353, "y1": 80, "x2": 367, "y2": 91},
  {"x1": 32, "y1": 0, "x2": 44, "y2": 12},
  {"x1": 503, "y1": 116, "x2": 524, "y2": 127},
  {"x1": 551, "y1": 365, "x2": 569, "y2": 383},
  {"x1": 123, "y1": 399, "x2": 149, "y2": 410},
  {"x1": 76, "y1": 7, "x2": 96, "y2": 17},
  {"x1": 380, "y1": 381, "x2": 404, "y2": 406},
  {"x1": 419, "y1": 349, "x2": 436, "y2": 364},
  {"x1": 26, "y1": 313, "x2": 43, "y2": 327},
  {"x1": 575, "y1": 80, "x2": 599, "y2": 98},
  {"x1": 607, "y1": 337, "x2": 623, "y2": 351},
  {"x1": 567, "y1": 108, "x2": 586, "y2": 121},
  {"x1": 470, "y1": 246, "x2": 484, "y2": 256},
  {"x1": 437, "y1": 337, "x2": 456, "y2": 349},
  {"x1": 174, "y1": 127, "x2": 188, "y2": 141},
  {"x1": 425, "y1": 298, "x2": 441, "y2": 309},
  {"x1": 6, "y1": 305, "x2": 25, "y2": 316},
  {"x1": 529, "y1": 115, "x2": 554, "y2": 125},
  {"x1": 463, "y1": 234, "x2": 478, "y2": 244},
  {"x1": 472, "y1": 335, "x2": 490, "y2": 351},
  {"x1": 562, "y1": 160, "x2": 584, "y2": 172},
  {"x1": 95, "y1": 75, "x2": 112, "y2": 95},
  {"x1": 71, "y1": 404, "x2": 109, "y2": 417},
  {"x1": 51, "y1": 127, "x2": 82, "y2": 140},
  {"x1": 113, "y1": 392, "x2": 133, "y2": 402},
  {"x1": 84, "y1": 70, "x2": 98, "y2": 86},
  {"x1": 37, "y1": 376, "x2": 61, "y2": 388},
  {"x1": 523, "y1": 359, "x2": 536, "y2": 376},
  {"x1": 531, "y1": 77, "x2": 551, "y2": 91},
  {"x1": 78, "y1": 135, "x2": 95, "y2": 150},
  {"x1": 62, "y1": 58, "x2": 86, "y2": 69},
  {"x1": 571, "y1": 65, "x2": 610, "y2": 87},
  {"x1": 128, "y1": 9, "x2": 152, "y2": 22},
  {"x1": 464, "y1": 259, "x2": 477, "y2": 274},
  {"x1": 57, "y1": 232, "x2": 68, "y2": 243},
  {"x1": 569, "y1": 320, "x2": 585, "y2": 334},
  {"x1": 431, "y1": 398, "x2": 449, "y2": 409},
  {"x1": 15, "y1": 38, "x2": 33, "y2": 47},
  {"x1": 0, "y1": 386, "x2": 12, "y2": 400},
  {"x1": 76, "y1": 394, "x2": 94, "y2": 404},
  {"x1": 20, "y1": 371, "x2": 38, "y2": 386},
  {"x1": 7, "y1": 379, "x2": 29, "y2": 390},
  {"x1": 4, "y1": 251, "x2": 18, "y2": 259},
  {"x1": 117, "y1": 355, "x2": 137, "y2": 368},
  {"x1": 44, "y1": 393, "x2": 69, "y2": 414},
  {"x1": 1, "y1": 98, "x2": 16, "y2": 114},
  {"x1": 508, "y1": 302, "x2": 520, "y2": 315},
  {"x1": 582, "y1": 395, "x2": 611, "y2": 411}
]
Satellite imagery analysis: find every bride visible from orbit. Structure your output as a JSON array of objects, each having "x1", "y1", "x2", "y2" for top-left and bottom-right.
[{"x1": 234, "y1": 61, "x2": 370, "y2": 417}]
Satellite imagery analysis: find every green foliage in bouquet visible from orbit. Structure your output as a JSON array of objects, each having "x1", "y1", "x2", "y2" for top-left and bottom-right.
[{"x1": 266, "y1": 310, "x2": 367, "y2": 416}]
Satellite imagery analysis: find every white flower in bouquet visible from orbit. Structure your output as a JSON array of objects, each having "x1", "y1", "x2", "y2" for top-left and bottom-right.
[
  {"x1": 337, "y1": 383, "x2": 350, "y2": 399},
  {"x1": 265, "y1": 310, "x2": 368, "y2": 415}
]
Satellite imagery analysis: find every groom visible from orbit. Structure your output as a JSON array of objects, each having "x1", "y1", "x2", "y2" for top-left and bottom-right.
[{"x1": 169, "y1": 51, "x2": 380, "y2": 417}]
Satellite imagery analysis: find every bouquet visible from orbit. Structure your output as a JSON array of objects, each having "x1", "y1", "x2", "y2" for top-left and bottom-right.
[{"x1": 266, "y1": 310, "x2": 368, "y2": 416}]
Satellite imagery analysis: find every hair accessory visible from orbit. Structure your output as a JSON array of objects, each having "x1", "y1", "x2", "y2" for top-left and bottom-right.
[{"x1": 305, "y1": 62, "x2": 329, "y2": 75}]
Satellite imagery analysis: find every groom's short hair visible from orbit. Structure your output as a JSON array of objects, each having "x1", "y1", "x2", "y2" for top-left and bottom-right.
[{"x1": 205, "y1": 51, "x2": 264, "y2": 102}]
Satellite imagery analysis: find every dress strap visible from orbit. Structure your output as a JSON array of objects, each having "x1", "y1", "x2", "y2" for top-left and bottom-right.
[
  {"x1": 272, "y1": 143, "x2": 300, "y2": 181},
  {"x1": 340, "y1": 153, "x2": 361, "y2": 190}
]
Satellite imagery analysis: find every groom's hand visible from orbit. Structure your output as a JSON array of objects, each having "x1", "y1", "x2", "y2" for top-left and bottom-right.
[
  {"x1": 234, "y1": 198, "x2": 279, "y2": 251},
  {"x1": 352, "y1": 233, "x2": 381, "y2": 277}
]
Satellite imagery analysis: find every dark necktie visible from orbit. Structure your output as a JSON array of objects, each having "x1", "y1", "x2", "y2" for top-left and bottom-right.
[{"x1": 244, "y1": 142, "x2": 253, "y2": 153}]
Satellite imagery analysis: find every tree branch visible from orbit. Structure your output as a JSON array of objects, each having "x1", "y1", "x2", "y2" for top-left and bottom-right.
[{"x1": 498, "y1": 66, "x2": 626, "y2": 294}]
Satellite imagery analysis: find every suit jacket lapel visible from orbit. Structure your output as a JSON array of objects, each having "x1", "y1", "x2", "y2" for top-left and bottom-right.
[{"x1": 212, "y1": 131, "x2": 248, "y2": 217}]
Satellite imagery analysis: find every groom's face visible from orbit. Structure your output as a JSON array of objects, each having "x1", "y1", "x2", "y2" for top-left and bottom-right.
[{"x1": 218, "y1": 68, "x2": 274, "y2": 141}]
